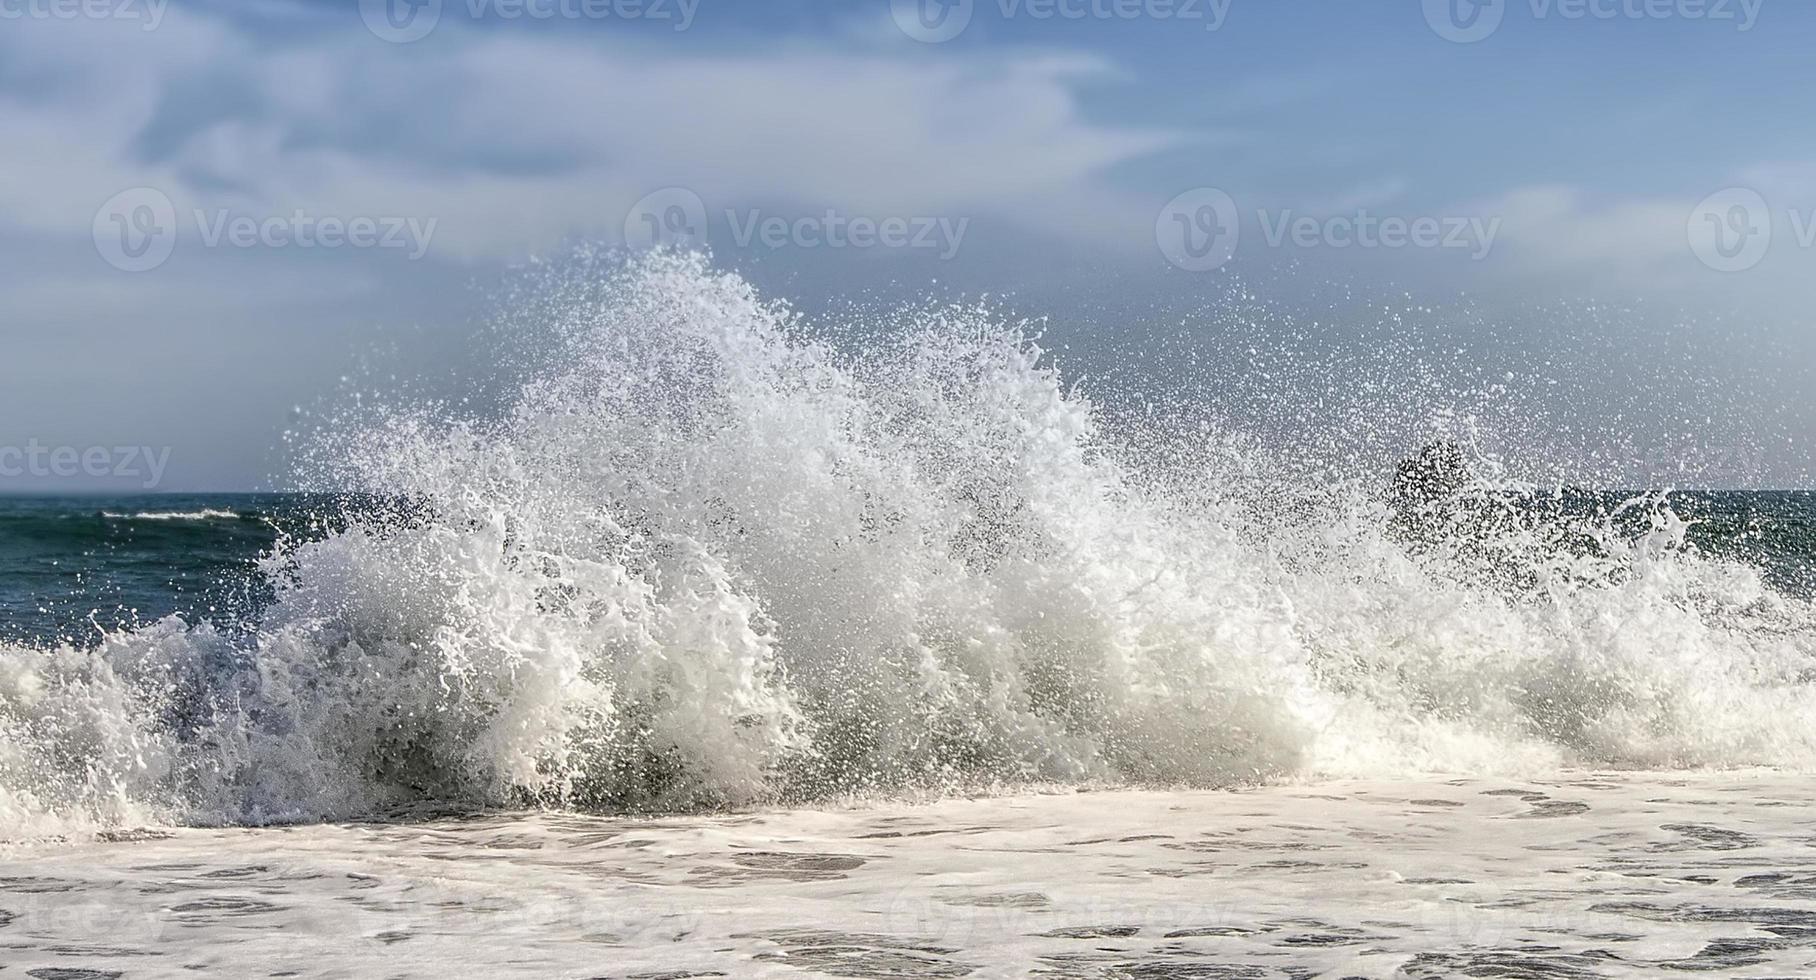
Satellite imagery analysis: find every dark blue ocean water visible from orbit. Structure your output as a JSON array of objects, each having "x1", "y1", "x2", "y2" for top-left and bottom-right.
[
  {"x1": 0, "y1": 492, "x2": 1811, "y2": 649},
  {"x1": 0, "y1": 495, "x2": 333, "y2": 647}
]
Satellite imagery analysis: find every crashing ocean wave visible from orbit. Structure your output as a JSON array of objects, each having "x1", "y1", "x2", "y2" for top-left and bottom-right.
[{"x1": 1, "y1": 252, "x2": 1812, "y2": 837}]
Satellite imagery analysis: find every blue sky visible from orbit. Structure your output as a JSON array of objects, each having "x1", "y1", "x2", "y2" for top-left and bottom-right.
[{"x1": 1, "y1": 0, "x2": 1811, "y2": 489}]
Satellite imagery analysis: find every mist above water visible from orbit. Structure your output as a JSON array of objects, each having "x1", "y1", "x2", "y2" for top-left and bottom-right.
[{"x1": 1, "y1": 251, "x2": 1812, "y2": 837}]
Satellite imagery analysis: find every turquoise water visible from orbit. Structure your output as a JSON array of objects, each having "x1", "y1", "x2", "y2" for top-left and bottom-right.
[
  {"x1": 0, "y1": 494, "x2": 325, "y2": 646},
  {"x1": 1, "y1": 490, "x2": 1809, "y2": 649},
  {"x1": 1666, "y1": 490, "x2": 1816, "y2": 598}
]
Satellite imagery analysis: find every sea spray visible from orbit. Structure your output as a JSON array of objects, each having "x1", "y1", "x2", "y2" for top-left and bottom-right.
[{"x1": 1, "y1": 251, "x2": 1813, "y2": 835}]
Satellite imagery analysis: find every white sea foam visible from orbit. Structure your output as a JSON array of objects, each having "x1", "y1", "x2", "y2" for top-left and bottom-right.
[
  {"x1": 102, "y1": 509, "x2": 242, "y2": 521},
  {"x1": 2, "y1": 252, "x2": 1813, "y2": 835},
  {"x1": 8, "y1": 772, "x2": 1814, "y2": 977}
]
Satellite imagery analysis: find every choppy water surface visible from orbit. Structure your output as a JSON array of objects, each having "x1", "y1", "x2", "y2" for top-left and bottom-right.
[{"x1": 7, "y1": 773, "x2": 1816, "y2": 977}]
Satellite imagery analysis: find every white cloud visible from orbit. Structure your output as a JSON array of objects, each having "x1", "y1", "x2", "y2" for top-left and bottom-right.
[
  {"x1": 0, "y1": 12, "x2": 1178, "y2": 264},
  {"x1": 1468, "y1": 179, "x2": 1816, "y2": 297},
  {"x1": 3, "y1": 10, "x2": 1810, "y2": 308}
]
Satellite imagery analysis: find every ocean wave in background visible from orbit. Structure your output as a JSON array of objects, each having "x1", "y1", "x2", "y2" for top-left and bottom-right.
[
  {"x1": 101, "y1": 509, "x2": 245, "y2": 522},
  {"x1": 2, "y1": 252, "x2": 1813, "y2": 838}
]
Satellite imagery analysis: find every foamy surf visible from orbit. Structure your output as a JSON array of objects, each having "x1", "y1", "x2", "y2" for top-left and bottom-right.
[
  {"x1": 1, "y1": 252, "x2": 1813, "y2": 839},
  {"x1": 101, "y1": 509, "x2": 243, "y2": 522},
  {"x1": 6, "y1": 772, "x2": 1816, "y2": 978}
]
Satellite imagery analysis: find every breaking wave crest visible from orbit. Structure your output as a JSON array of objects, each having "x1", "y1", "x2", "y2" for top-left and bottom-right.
[
  {"x1": 3, "y1": 252, "x2": 1813, "y2": 836},
  {"x1": 102, "y1": 509, "x2": 244, "y2": 522}
]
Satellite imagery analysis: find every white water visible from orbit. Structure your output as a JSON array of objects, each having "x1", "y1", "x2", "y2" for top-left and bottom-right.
[
  {"x1": 11, "y1": 772, "x2": 1816, "y2": 978},
  {"x1": 2, "y1": 252, "x2": 1813, "y2": 837},
  {"x1": 100, "y1": 509, "x2": 243, "y2": 522}
]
